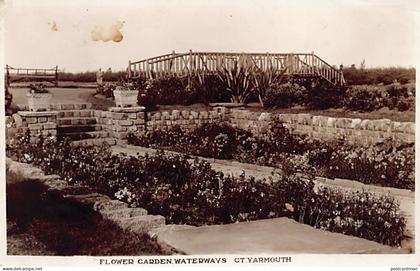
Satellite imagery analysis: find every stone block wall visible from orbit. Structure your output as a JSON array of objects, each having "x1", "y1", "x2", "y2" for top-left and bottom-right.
[
  {"x1": 5, "y1": 104, "x2": 415, "y2": 146},
  {"x1": 229, "y1": 109, "x2": 415, "y2": 145},
  {"x1": 144, "y1": 107, "x2": 228, "y2": 132},
  {"x1": 97, "y1": 107, "x2": 147, "y2": 144},
  {"x1": 6, "y1": 111, "x2": 58, "y2": 143}
]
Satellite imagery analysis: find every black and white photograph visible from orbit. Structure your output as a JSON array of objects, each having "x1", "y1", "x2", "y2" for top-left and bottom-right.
[{"x1": 0, "y1": 0, "x2": 418, "y2": 268}]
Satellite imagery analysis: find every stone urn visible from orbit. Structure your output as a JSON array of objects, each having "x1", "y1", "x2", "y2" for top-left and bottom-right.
[
  {"x1": 26, "y1": 92, "x2": 52, "y2": 112},
  {"x1": 113, "y1": 87, "x2": 139, "y2": 108}
]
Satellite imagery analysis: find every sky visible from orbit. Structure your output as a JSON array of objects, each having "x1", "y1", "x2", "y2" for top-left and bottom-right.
[{"x1": 2, "y1": 0, "x2": 419, "y2": 72}]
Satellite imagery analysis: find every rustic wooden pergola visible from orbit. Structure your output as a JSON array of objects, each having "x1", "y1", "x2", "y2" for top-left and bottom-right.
[{"x1": 128, "y1": 50, "x2": 345, "y2": 86}]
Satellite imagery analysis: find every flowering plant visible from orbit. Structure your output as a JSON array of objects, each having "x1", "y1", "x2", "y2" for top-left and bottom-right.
[
  {"x1": 28, "y1": 84, "x2": 50, "y2": 94},
  {"x1": 128, "y1": 120, "x2": 414, "y2": 190},
  {"x1": 6, "y1": 133, "x2": 407, "y2": 246}
]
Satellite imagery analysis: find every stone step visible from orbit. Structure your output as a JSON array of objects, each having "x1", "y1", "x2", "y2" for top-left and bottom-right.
[
  {"x1": 50, "y1": 103, "x2": 93, "y2": 111},
  {"x1": 17, "y1": 103, "x2": 93, "y2": 111},
  {"x1": 115, "y1": 215, "x2": 166, "y2": 233},
  {"x1": 64, "y1": 193, "x2": 111, "y2": 207},
  {"x1": 57, "y1": 110, "x2": 98, "y2": 118},
  {"x1": 100, "y1": 207, "x2": 148, "y2": 221},
  {"x1": 57, "y1": 131, "x2": 109, "y2": 140},
  {"x1": 57, "y1": 124, "x2": 104, "y2": 133},
  {"x1": 58, "y1": 117, "x2": 98, "y2": 126},
  {"x1": 70, "y1": 138, "x2": 116, "y2": 146}
]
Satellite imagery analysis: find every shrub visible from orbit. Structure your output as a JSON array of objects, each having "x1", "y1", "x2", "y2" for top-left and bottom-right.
[
  {"x1": 192, "y1": 123, "x2": 252, "y2": 159},
  {"x1": 6, "y1": 134, "x2": 407, "y2": 246},
  {"x1": 97, "y1": 82, "x2": 116, "y2": 98},
  {"x1": 384, "y1": 83, "x2": 415, "y2": 111},
  {"x1": 341, "y1": 84, "x2": 415, "y2": 112},
  {"x1": 135, "y1": 75, "x2": 203, "y2": 109},
  {"x1": 385, "y1": 83, "x2": 409, "y2": 98},
  {"x1": 342, "y1": 85, "x2": 388, "y2": 112},
  {"x1": 342, "y1": 66, "x2": 415, "y2": 85},
  {"x1": 396, "y1": 97, "x2": 414, "y2": 111},
  {"x1": 189, "y1": 73, "x2": 230, "y2": 104},
  {"x1": 262, "y1": 83, "x2": 306, "y2": 108},
  {"x1": 304, "y1": 82, "x2": 345, "y2": 110}
]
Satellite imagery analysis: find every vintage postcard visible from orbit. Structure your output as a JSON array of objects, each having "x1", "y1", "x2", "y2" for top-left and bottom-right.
[{"x1": 0, "y1": 0, "x2": 418, "y2": 269}]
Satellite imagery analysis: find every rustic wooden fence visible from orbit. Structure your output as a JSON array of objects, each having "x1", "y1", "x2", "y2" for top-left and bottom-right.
[
  {"x1": 128, "y1": 50, "x2": 345, "y2": 85},
  {"x1": 5, "y1": 65, "x2": 59, "y2": 87}
]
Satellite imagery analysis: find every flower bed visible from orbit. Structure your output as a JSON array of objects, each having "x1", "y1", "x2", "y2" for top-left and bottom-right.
[
  {"x1": 127, "y1": 121, "x2": 414, "y2": 190},
  {"x1": 6, "y1": 133, "x2": 406, "y2": 246}
]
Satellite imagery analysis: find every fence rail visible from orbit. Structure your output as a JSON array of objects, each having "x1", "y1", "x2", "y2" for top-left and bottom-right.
[
  {"x1": 5, "y1": 65, "x2": 59, "y2": 87},
  {"x1": 128, "y1": 50, "x2": 345, "y2": 85}
]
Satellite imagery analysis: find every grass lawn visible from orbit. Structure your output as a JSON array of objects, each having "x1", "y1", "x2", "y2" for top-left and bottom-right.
[
  {"x1": 6, "y1": 170, "x2": 166, "y2": 256},
  {"x1": 9, "y1": 87, "x2": 97, "y2": 106},
  {"x1": 78, "y1": 92, "x2": 115, "y2": 111}
]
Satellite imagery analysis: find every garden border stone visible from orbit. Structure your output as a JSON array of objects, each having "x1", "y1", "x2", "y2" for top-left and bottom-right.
[{"x1": 5, "y1": 158, "x2": 179, "y2": 254}]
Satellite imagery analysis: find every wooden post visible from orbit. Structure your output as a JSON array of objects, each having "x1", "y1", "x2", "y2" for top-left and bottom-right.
[
  {"x1": 5, "y1": 64, "x2": 10, "y2": 88},
  {"x1": 163, "y1": 57, "x2": 167, "y2": 75},
  {"x1": 55, "y1": 66, "x2": 58, "y2": 87},
  {"x1": 128, "y1": 60, "x2": 132, "y2": 79},
  {"x1": 171, "y1": 50, "x2": 175, "y2": 75},
  {"x1": 146, "y1": 59, "x2": 150, "y2": 78},
  {"x1": 266, "y1": 52, "x2": 271, "y2": 69},
  {"x1": 188, "y1": 50, "x2": 193, "y2": 89},
  {"x1": 189, "y1": 49, "x2": 193, "y2": 75},
  {"x1": 134, "y1": 63, "x2": 138, "y2": 78},
  {"x1": 157, "y1": 57, "x2": 161, "y2": 77},
  {"x1": 310, "y1": 51, "x2": 314, "y2": 74}
]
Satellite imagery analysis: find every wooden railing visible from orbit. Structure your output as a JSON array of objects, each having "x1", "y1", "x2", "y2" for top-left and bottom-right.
[
  {"x1": 5, "y1": 65, "x2": 59, "y2": 87},
  {"x1": 128, "y1": 50, "x2": 345, "y2": 85}
]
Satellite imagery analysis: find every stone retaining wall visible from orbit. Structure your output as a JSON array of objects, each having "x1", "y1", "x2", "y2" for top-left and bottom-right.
[
  {"x1": 144, "y1": 106, "x2": 228, "y2": 132},
  {"x1": 229, "y1": 109, "x2": 415, "y2": 145},
  {"x1": 96, "y1": 106, "x2": 146, "y2": 143},
  {"x1": 6, "y1": 104, "x2": 415, "y2": 145},
  {"x1": 6, "y1": 111, "x2": 58, "y2": 143}
]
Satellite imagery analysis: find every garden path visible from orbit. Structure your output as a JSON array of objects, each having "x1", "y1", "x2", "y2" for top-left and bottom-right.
[{"x1": 151, "y1": 217, "x2": 409, "y2": 254}]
